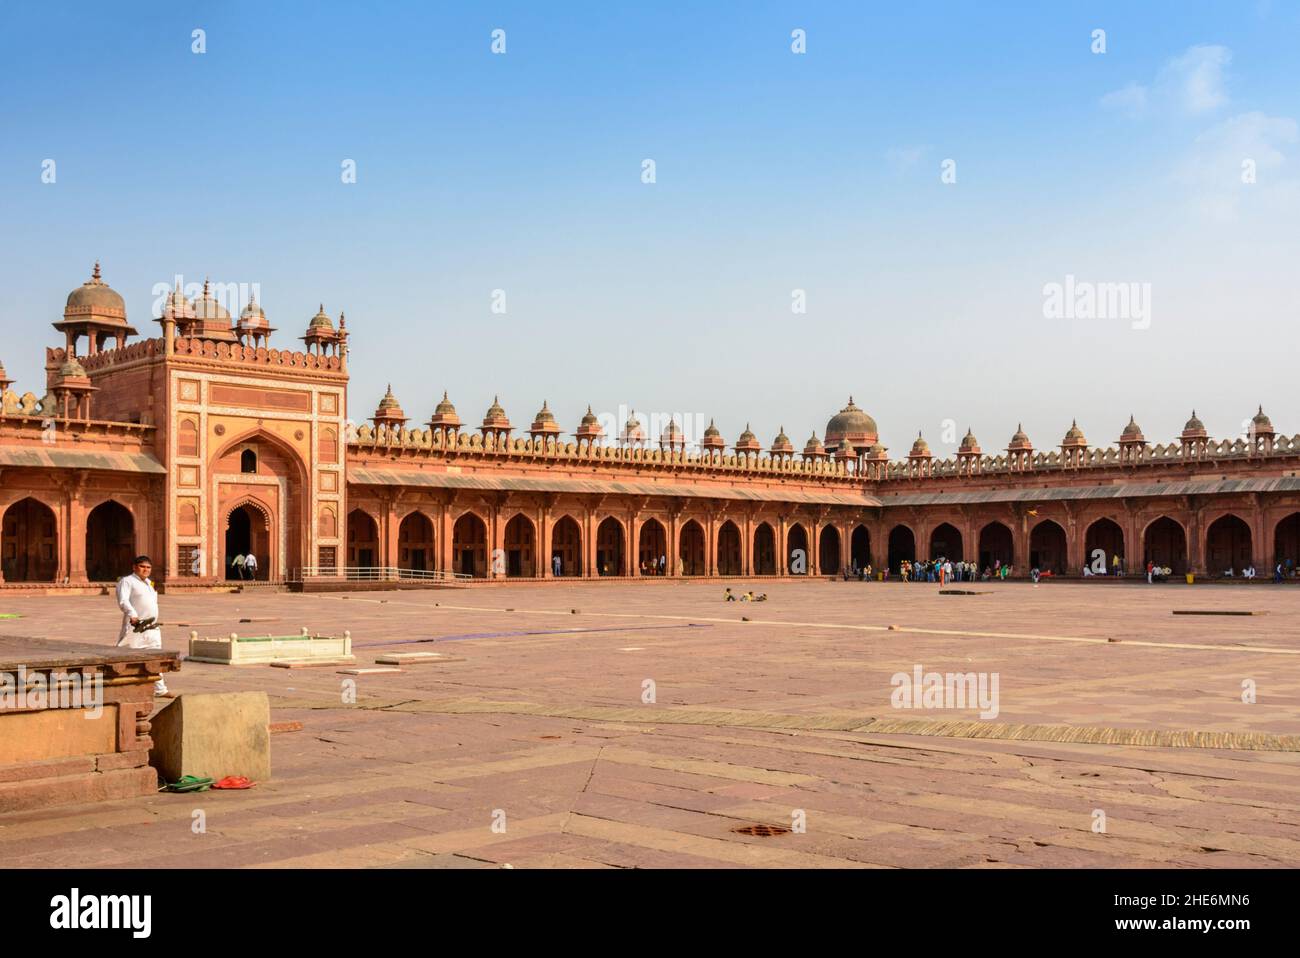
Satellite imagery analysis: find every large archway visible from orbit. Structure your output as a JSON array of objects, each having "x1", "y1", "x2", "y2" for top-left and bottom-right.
[
  {"x1": 887, "y1": 525, "x2": 915, "y2": 573},
  {"x1": 453, "y1": 513, "x2": 488, "y2": 578},
  {"x1": 928, "y1": 522, "x2": 963, "y2": 561},
  {"x1": 504, "y1": 514, "x2": 536, "y2": 578},
  {"x1": 214, "y1": 429, "x2": 306, "y2": 579},
  {"x1": 1205, "y1": 514, "x2": 1252, "y2": 576},
  {"x1": 551, "y1": 515, "x2": 582, "y2": 576},
  {"x1": 398, "y1": 511, "x2": 434, "y2": 573},
  {"x1": 680, "y1": 520, "x2": 706, "y2": 576},
  {"x1": 717, "y1": 521, "x2": 742, "y2": 576},
  {"x1": 1084, "y1": 517, "x2": 1125, "y2": 574},
  {"x1": 227, "y1": 502, "x2": 272, "y2": 580},
  {"x1": 638, "y1": 518, "x2": 666, "y2": 575},
  {"x1": 597, "y1": 516, "x2": 625, "y2": 576},
  {"x1": 86, "y1": 500, "x2": 134, "y2": 582},
  {"x1": 754, "y1": 522, "x2": 777, "y2": 574},
  {"x1": 1276, "y1": 513, "x2": 1300, "y2": 571},
  {"x1": 1, "y1": 497, "x2": 58, "y2": 583},
  {"x1": 787, "y1": 523, "x2": 809, "y2": 575},
  {"x1": 979, "y1": 521, "x2": 1014, "y2": 571},
  {"x1": 1143, "y1": 516, "x2": 1187, "y2": 575},
  {"x1": 819, "y1": 526, "x2": 841, "y2": 575},
  {"x1": 850, "y1": 525, "x2": 871, "y2": 570},
  {"x1": 1029, "y1": 519, "x2": 1068, "y2": 574}
]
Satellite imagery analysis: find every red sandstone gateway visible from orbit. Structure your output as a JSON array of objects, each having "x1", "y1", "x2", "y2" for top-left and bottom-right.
[{"x1": 0, "y1": 265, "x2": 1297, "y2": 591}]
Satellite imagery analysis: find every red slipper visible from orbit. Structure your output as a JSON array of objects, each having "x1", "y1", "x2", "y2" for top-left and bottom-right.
[{"x1": 211, "y1": 775, "x2": 255, "y2": 789}]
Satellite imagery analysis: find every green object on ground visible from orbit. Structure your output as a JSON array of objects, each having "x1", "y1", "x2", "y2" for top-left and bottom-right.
[
  {"x1": 159, "y1": 774, "x2": 215, "y2": 793},
  {"x1": 0, "y1": 614, "x2": 22, "y2": 619}
]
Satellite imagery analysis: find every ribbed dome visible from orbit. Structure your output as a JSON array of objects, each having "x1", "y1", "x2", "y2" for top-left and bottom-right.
[
  {"x1": 621, "y1": 411, "x2": 644, "y2": 442},
  {"x1": 735, "y1": 424, "x2": 761, "y2": 452},
  {"x1": 1061, "y1": 419, "x2": 1087, "y2": 447},
  {"x1": 1252, "y1": 405, "x2": 1274, "y2": 432},
  {"x1": 704, "y1": 419, "x2": 721, "y2": 438},
  {"x1": 824, "y1": 396, "x2": 878, "y2": 445},
  {"x1": 192, "y1": 279, "x2": 231, "y2": 323},
  {"x1": 1008, "y1": 424, "x2": 1031, "y2": 449},
  {"x1": 1182, "y1": 411, "x2": 1207, "y2": 436},
  {"x1": 533, "y1": 401, "x2": 555, "y2": 423},
  {"x1": 958, "y1": 429, "x2": 979, "y2": 453},
  {"x1": 866, "y1": 442, "x2": 889, "y2": 461},
  {"x1": 910, "y1": 432, "x2": 931, "y2": 456},
  {"x1": 803, "y1": 431, "x2": 826, "y2": 455},
  {"x1": 482, "y1": 396, "x2": 510, "y2": 427},
  {"x1": 65, "y1": 262, "x2": 126, "y2": 320},
  {"x1": 662, "y1": 418, "x2": 683, "y2": 438},
  {"x1": 59, "y1": 357, "x2": 88, "y2": 379},
  {"x1": 435, "y1": 391, "x2": 457, "y2": 416},
  {"x1": 377, "y1": 385, "x2": 402, "y2": 411},
  {"x1": 239, "y1": 294, "x2": 267, "y2": 328},
  {"x1": 770, "y1": 426, "x2": 793, "y2": 453},
  {"x1": 164, "y1": 283, "x2": 196, "y2": 320},
  {"x1": 737, "y1": 424, "x2": 757, "y2": 443},
  {"x1": 580, "y1": 406, "x2": 598, "y2": 426},
  {"x1": 308, "y1": 304, "x2": 334, "y2": 332},
  {"x1": 1120, "y1": 415, "x2": 1144, "y2": 440}
]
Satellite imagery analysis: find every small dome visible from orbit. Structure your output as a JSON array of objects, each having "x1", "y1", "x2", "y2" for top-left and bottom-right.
[
  {"x1": 834, "y1": 438, "x2": 856, "y2": 458},
  {"x1": 620, "y1": 411, "x2": 644, "y2": 443},
  {"x1": 65, "y1": 262, "x2": 126, "y2": 320},
  {"x1": 1120, "y1": 415, "x2": 1144, "y2": 440},
  {"x1": 825, "y1": 396, "x2": 879, "y2": 446},
  {"x1": 704, "y1": 419, "x2": 721, "y2": 438},
  {"x1": 909, "y1": 432, "x2": 931, "y2": 457},
  {"x1": 533, "y1": 401, "x2": 556, "y2": 424},
  {"x1": 163, "y1": 283, "x2": 196, "y2": 321},
  {"x1": 1182, "y1": 411, "x2": 1207, "y2": 437},
  {"x1": 482, "y1": 396, "x2": 511, "y2": 428},
  {"x1": 1251, "y1": 405, "x2": 1274, "y2": 433},
  {"x1": 239, "y1": 293, "x2": 268, "y2": 328},
  {"x1": 866, "y1": 442, "x2": 889, "y2": 461},
  {"x1": 734, "y1": 423, "x2": 761, "y2": 452},
  {"x1": 1061, "y1": 419, "x2": 1087, "y2": 447},
  {"x1": 770, "y1": 426, "x2": 794, "y2": 454},
  {"x1": 737, "y1": 424, "x2": 757, "y2": 443},
  {"x1": 192, "y1": 279, "x2": 231, "y2": 323},
  {"x1": 702, "y1": 418, "x2": 726, "y2": 449},
  {"x1": 662, "y1": 418, "x2": 684, "y2": 439},
  {"x1": 803, "y1": 431, "x2": 826, "y2": 456},
  {"x1": 1008, "y1": 424, "x2": 1031, "y2": 449},
  {"x1": 580, "y1": 406, "x2": 599, "y2": 426},
  {"x1": 435, "y1": 391, "x2": 457, "y2": 416},
  {"x1": 377, "y1": 385, "x2": 401, "y2": 411},
  {"x1": 958, "y1": 429, "x2": 980, "y2": 453},
  {"x1": 59, "y1": 357, "x2": 88, "y2": 379},
  {"x1": 308, "y1": 304, "x2": 334, "y2": 332}
]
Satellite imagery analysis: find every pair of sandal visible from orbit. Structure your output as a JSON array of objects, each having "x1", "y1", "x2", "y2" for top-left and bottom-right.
[{"x1": 159, "y1": 775, "x2": 255, "y2": 792}]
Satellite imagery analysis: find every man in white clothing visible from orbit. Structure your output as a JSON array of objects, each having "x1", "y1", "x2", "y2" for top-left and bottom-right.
[
  {"x1": 116, "y1": 555, "x2": 170, "y2": 696},
  {"x1": 243, "y1": 552, "x2": 259, "y2": 580}
]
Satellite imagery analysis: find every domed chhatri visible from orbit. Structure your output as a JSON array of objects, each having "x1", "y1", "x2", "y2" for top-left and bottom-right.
[
  {"x1": 659, "y1": 416, "x2": 686, "y2": 450},
  {"x1": 909, "y1": 432, "x2": 932, "y2": 457},
  {"x1": 54, "y1": 262, "x2": 138, "y2": 355},
  {"x1": 371, "y1": 384, "x2": 408, "y2": 429},
  {"x1": 734, "y1": 423, "x2": 762, "y2": 455},
  {"x1": 1252, "y1": 405, "x2": 1274, "y2": 434},
  {"x1": 770, "y1": 426, "x2": 794, "y2": 457},
  {"x1": 1061, "y1": 419, "x2": 1087, "y2": 448},
  {"x1": 701, "y1": 418, "x2": 726, "y2": 454},
  {"x1": 958, "y1": 429, "x2": 980, "y2": 454},
  {"x1": 802, "y1": 430, "x2": 827, "y2": 459},
  {"x1": 58, "y1": 357, "x2": 89, "y2": 380},
  {"x1": 1008, "y1": 424, "x2": 1032, "y2": 451},
  {"x1": 1120, "y1": 415, "x2": 1145, "y2": 442},
  {"x1": 575, "y1": 404, "x2": 603, "y2": 445},
  {"x1": 0, "y1": 359, "x2": 12, "y2": 393},
  {"x1": 620, "y1": 410, "x2": 645, "y2": 446},
  {"x1": 482, "y1": 395, "x2": 511, "y2": 428},
  {"x1": 530, "y1": 400, "x2": 562, "y2": 438},
  {"x1": 308, "y1": 304, "x2": 335, "y2": 332},
  {"x1": 824, "y1": 396, "x2": 879, "y2": 452},
  {"x1": 430, "y1": 391, "x2": 461, "y2": 426},
  {"x1": 1182, "y1": 411, "x2": 1208, "y2": 438}
]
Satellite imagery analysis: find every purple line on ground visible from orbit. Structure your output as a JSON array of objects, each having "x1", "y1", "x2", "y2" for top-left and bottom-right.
[{"x1": 354, "y1": 622, "x2": 712, "y2": 647}]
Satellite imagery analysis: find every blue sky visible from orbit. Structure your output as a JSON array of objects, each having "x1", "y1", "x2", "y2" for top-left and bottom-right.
[{"x1": 2, "y1": 1, "x2": 1298, "y2": 456}]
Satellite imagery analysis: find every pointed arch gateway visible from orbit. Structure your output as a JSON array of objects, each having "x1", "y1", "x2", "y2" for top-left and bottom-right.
[
  {"x1": 1, "y1": 497, "x2": 58, "y2": 583},
  {"x1": 679, "y1": 519, "x2": 706, "y2": 576},
  {"x1": 453, "y1": 512, "x2": 488, "y2": 578},
  {"x1": 717, "y1": 520, "x2": 742, "y2": 576},
  {"x1": 1029, "y1": 519, "x2": 1068, "y2": 574},
  {"x1": 1276, "y1": 512, "x2": 1300, "y2": 570},
  {"x1": 1205, "y1": 514, "x2": 1251, "y2": 576},
  {"x1": 214, "y1": 428, "x2": 308, "y2": 581},
  {"x1": 928, "y1": 522, "x2": 962, "y2": 561},
  {"x1": 86, "y1": 500, "x2": 135, "y2": 582},
  {"x1": 887, "y1": 524, "x2": 915, "y2": 573},
  {"x1": 850, "y1": 525, "x2": 871, "y2": 570},
  {"x1": 551, "y1": 515, "x2": 582, "y2": 576},
  {"x1": 229, "y1": 499, "x2": 274, "y2": 580},
  {"x1": 1084, "y1": 517, "x2": 1125, "y2": 573},
  {"x1": 979, "y1": 521, "x2": 1014, "y2": 571},
  {"x1": 638, "y1": 518, "x2": 666, "y2": 575},
  {"x1": 753, "y1": 522, "x2": 777, "y2": 575},
  {"x1": 596, "y1": 516, "x2": 624, "y2": 576},
  {"x1": 818, "y1": 526, "x2": 841, "y2": 576},
  {"x1": 504, "y1": 514, "x2": 536, "y2": 577},
  {"x1": 787, "y1": 523, "x2": 809, "y2": 575},
  {"x1": 1143, "y1": 516, "x2": 1187, "y2": 575},
  {"x1": 398, "y1": 511, "x2": 435, "y2": 573}
]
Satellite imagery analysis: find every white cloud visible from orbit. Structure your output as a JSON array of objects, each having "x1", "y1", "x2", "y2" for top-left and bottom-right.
[
  {"x1": 885, "y1": 145, "x2": 928, "y2": 173},
  {"x1": 1176, "y1": 111, "x2": 1299, "y2": 219},
  {"x1": 1101, "y1": 44, "x2": 1231, "y2": 117}
]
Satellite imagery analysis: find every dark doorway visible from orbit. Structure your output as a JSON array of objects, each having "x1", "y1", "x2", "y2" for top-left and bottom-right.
[
  {"x1": 86, "y1": 500, "x2": 135, "y2": 582},
  {"x1": 887, "y1": 525, "x2": 915, "y2": 573},
  {"x1": 1, "y1": 497, "x2": 58, "y2": 582}
]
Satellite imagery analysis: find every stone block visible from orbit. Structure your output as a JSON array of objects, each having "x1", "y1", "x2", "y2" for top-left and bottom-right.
[{"x1": 148, "y1": 691, "x2": 271, "y2": 784}]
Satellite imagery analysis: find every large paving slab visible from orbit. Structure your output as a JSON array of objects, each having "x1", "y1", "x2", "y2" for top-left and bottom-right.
[{"x1": 1, "y1": 579, "x2": 1297, "y2": 868}]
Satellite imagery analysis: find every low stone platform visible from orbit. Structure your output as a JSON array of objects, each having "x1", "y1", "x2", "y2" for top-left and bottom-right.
[{"x1": 0, "y1": 635, "x2": 180, "y2": 813}]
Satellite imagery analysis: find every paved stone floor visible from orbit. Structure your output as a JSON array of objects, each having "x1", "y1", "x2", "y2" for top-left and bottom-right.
[{"x1": 2, "y1": 580, "x2": 1299, "y2": 868}]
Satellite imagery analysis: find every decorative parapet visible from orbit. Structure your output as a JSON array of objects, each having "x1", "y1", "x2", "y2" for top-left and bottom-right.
[{"x1": 69, "y1": 337, "x2": 345, "y2": 374}]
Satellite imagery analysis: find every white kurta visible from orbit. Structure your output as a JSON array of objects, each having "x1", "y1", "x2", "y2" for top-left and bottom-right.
[{"x1": 116, "y1": 574, "x2": 162, "y2": 649}]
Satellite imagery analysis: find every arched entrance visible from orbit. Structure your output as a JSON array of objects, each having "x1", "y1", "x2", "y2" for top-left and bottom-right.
[
  {"x1": 398, "y1": 511, "x2": 434, "y2": 573},
  {"x1": 86, "y1": 500, "x2": 134, "y2": 582},
  {"x1": 214, "y1": 430, "x2": 306, "y2": 579},
  {"x1": 227, "y1": 502, "x2": 272, "y2": 580},
  {"x1": 1143, "y1": 516, "x2": 1187, "y2": 575},
  {"x1": 597, "y1": 516, "x2": 625, "y2": 576},
  {"x1": 680, "y1": 520, "x2": 706, "y2": 576},
  {"x1": 979, "y1": 521, "x2": 1014, "y2": 571},
  {"x1": 453, "y1": 513, "x2": 488, "y2": 577},
  {"x1": 1, "y1": 497, "x2": 58, "y2": 582},
  {"x1": 754, "y1": 522, "x2": 776, "y2": 574},
  {"x1": 504, "y1": 514, "x2": 536, "y2": 577},
  {"x1": 551, "y1": 516, "x2": 582, "y2": 576},
  {"x1": 346, "y1": 509, "x2": 378, "y2": 570},
  {"x1": 928, "y1": 522, "x2": 962, "y2": 561},
  {"x1": 1205, "y1": 514, "x2": 1252, "y2": 575},
  {"x1": 850, "y1": 525, "x2": 871, "y2": 570},
  {"x1": 1276, "y1": 513, "x2": 1300, "y2": 570},
  {"x1": 1029, "y1": 519, "x2": 1068, "y2": 574},
  {"x1": 787, "y1": 523, "x2": 809, "y2": 575},
  {"x1": 819, "y1": 526, "x2": 841, "y2": 575},
  {"x1": 887, "y1": 525, "x2": 915, "y2": 573},
  {"x1": 1084, "y1": 517, "x2": 1125, "y2": 574},
  {"x1": 639, "y1": 519, "x2": 666, "y2": 575},
  {"x1": 717, "y1": 521, "x2": 742, "y2": 576}
]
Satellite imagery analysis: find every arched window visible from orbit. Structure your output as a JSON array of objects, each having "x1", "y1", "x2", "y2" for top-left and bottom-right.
[{"x1": 241, "y1": 448, "x2": 257, "y2": 474}]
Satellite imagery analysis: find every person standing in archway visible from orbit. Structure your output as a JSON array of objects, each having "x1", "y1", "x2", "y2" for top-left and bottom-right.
[
  {"x1": 115, "y1": 555, "x2": 169, "y2": 697},
  {"x1": 243, "y1": 552, "x2": 259, "y2": 581}
]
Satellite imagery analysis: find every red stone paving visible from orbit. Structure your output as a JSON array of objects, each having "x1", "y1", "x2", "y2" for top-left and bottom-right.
[{"x1": 1, "y1": 579, "x2": 1298, "y2": 868}]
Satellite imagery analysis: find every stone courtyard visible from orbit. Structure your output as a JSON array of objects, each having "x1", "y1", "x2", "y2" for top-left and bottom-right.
[{"x1": 1, "y1": 579, "x2": 1298, "y2": 869}]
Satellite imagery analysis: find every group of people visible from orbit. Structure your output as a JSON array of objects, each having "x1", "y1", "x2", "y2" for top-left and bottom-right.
[
  {"x1": 229, "y1": 552, "x2": 260, "y2": 580},
  {"x1": 639, "y1": 554, "x2": 669, "y2": 576},
  {"x1": 723, "y1": 588, "x2": 768, "y2": 602}
]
